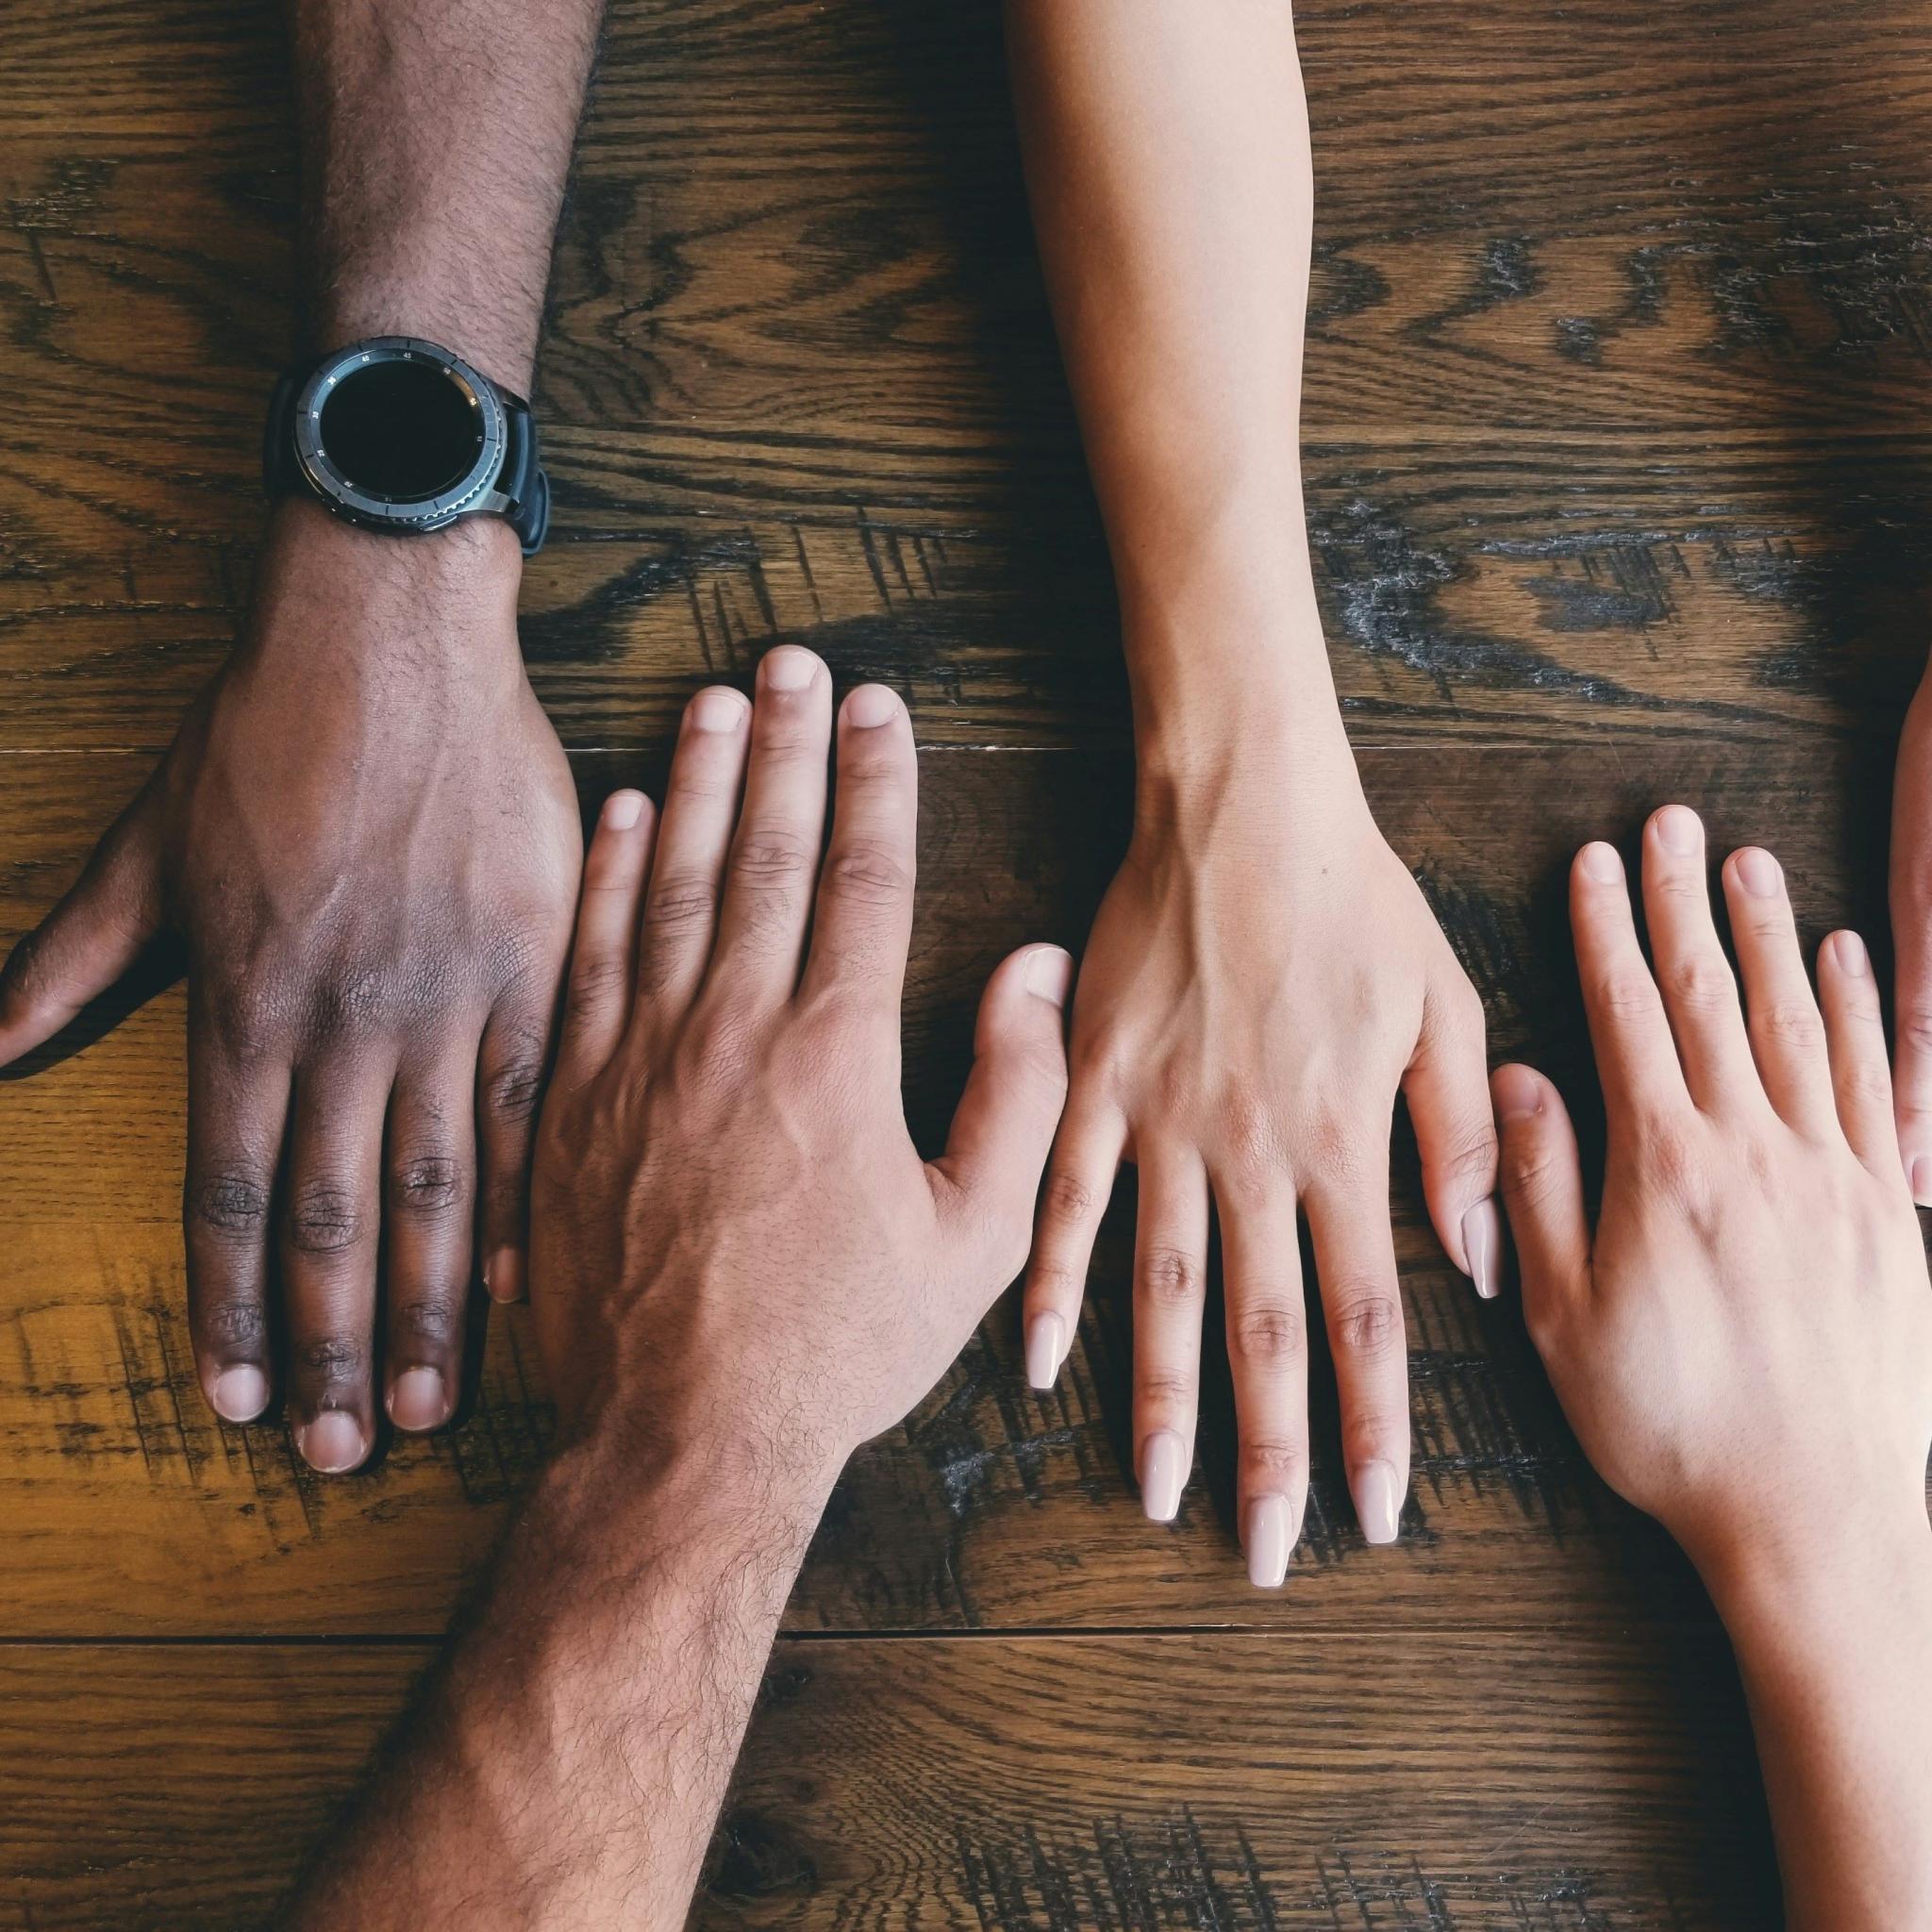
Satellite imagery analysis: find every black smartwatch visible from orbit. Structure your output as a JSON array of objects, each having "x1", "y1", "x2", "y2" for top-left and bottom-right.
[{"x1": 262, "y1": 336, "x2": 549, "y2": 555}]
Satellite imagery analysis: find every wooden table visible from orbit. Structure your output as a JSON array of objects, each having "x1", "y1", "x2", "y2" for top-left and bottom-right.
[{"x1": 6, "y1": 0, "x2": 1925, "y2": 1921}]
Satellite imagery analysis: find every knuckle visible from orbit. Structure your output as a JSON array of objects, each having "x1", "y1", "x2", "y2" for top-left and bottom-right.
[
  {"x1": 1640, "y1": 1122, "x2": 1707, "y2": 1201},
  {"x1": 1898, "y1": 1005, "x2": 1932, "y2": 1058},
  {"x1": 1594, "y1": 971, "x2": 1660, "y2": 1020},
  {"x1": 286, "y1": 1182, "x2": 368, "y2": 1256},
  {"x1": 1435, "y1": 1118, "x2": 1500, "y2": 1186},
  {"x1": 645, "y1": 870, "x2": 720, "y2": 936},
  {"x1": 570, "y1": 953, "x2": 633, "y2": 1006},
  {"x1": 188, "y1": 1168, "x2": 272, "y2": 1240},
  {"x1": 1136, "y1": 1368, "x2": 1197, "y2": 1407},
  {"x1": 1755, "y1": 1000, "x2": 1824, "y2": 1051},
  {"x1": 1503, "y1": 1143, "x2": 1567, "y2": 1211},
  {"x1": 484, "y1": 1047, "x2": 546, "y2": 1127},
  {"x1": 731, "y1": 833, "x2": 816, "y2": 890},
  {"x1": 1666, "y1": 955, "x2": 1734, "y2": 1014},
  {"x1": 295, "y1": 1333, "x2": 368, "y2": 1385},
  {"x1": 1137, "y1": 1244, "x2": 1202, "y2": 1309},
  {"x1": 390, "y1": 1153, "x2": 464, "y2": 1216},
  {"x1": 1230, "y1": 1298, "x2": 1307, "y2": 1369},
  {"x1": 1215, "y1": 1092, "x2": 1288, "y2": 1200},
  {"x1": 201, "y1": 1296, "x2": 266, "y2": 1351},
  {"x1": 1327, "y1": 1288, "x2": 1405, "y2": 1360},
  {"x1": 1241, "y1": 1439, "x2": 1308, "y2": 1484},
  {"x1": 1043, "y1": 1170, "x2": 1099, "y2": 1228},
  {"x1": 1840, "y1": 1057, "x2": 1892, "y2": 1109},
  {"x1": 820, "y1": 840, "x2": 912, "y2": 909},
  {"x1": 392, "y1": 1297, "x2": 463, "y2": 1347}
]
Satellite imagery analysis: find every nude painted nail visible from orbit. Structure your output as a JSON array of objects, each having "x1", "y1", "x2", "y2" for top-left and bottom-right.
[
  {"x1": 1832, "y1": 930, "x2": 1869, "y2": 975},
  {"x1": 1578, "y1": 842, "x2": 1623, "y2": 884},
  {"x1": 1461, "y1": 1197, "x2": 1502, "y2": 1299},
  {"x1": 844, "y1": 683, "x2": 899, "y2": 728},
  {"x1": 299, "y1": 1410, "x2": 365, "y2": 1475},
  {"x1": 1024, "y1": 1311, "x2": 1065, "y2": 1391},
  {"x1": 690, "y1": 688, "x2": 746, "y2": 731},
  {"x1": 761, "y1": 646, "x2": 816, "y2": 691},
  {"x1": 1246, "y1": 1494, "x2": 1292, "y2": 1590},
  {"x1": 602, "y1": 790, "x2": 643, "y2": 831},
  {"x1": 1025, "y1": 945, "x2": 1074, "y2": 1007},
  {"x1": 389, "y1": 1367, "x2": 449, "y2": 1433},
  {"x1": 1355, "y1": 1459, "x2": 1403, "y2": 1544},
  {"x1": 1140, "y1": 1429, "x2": 1187, "y2": 1524},
  {"x1": 1655, "y1": 805, "x2": 1700, "y2": 854},
  {"x1": 1913, "y1": 1156, "x2": 1932, "y2": 1207},
  {"x1": 1734, "y1": 847, "x2": 1781, "y2": 897},
  {"x1": 211, "y1": 1365, "x2": 268, "y2": 1424},
  {"x1": 484, "y1": 1248, "x2": 525, "y2": 1304}
]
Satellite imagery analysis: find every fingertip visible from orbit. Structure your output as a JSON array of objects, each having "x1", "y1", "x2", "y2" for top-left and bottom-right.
[
  {"x1": 759, "y1": 644, "x2": 824, "y2": 692},
  {"x1": 598, "y1": 789, "x2": 650, "y2": 834},
  {"x1": 1574, "y1": 841, "x2": 1624, "y2": 887},
  {"x1": 1022, "y1": 943, "x2": 1074, "y2": 1008},
  {"x1": 1024, "y1": 1308, "x2": 1065, "y2": 1390},
  {"x1": 1726, "y1": 845, "x2": 1783, "y2": 900},
  {"x1": 209, "y1": 1363, "x2": 270, "y2": 1425},
  {"x1": 484, "y1": 1247, "x2": 525, "y2": 1305},
  {"x1": 688, "y1": 686, "x2": 750, "y2": 733},
  {"x1": 1823, "y1": 928, "x2": 1870, "y2": 978},
  {"x1": 1491, "y1": 1061, "x2": 1551, "y2": 1124},
  {"x1": 842, "y1": 683, "x2": 904, "y2": 731},
  {"x1": 1647, "y1": 803, "x2": 1703, "y2": 856}
]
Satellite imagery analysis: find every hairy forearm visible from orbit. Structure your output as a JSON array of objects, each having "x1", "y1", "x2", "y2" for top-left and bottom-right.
[
  {"x1": 1007, "y1": 0, "x2": 1334, "y2": 762},
  {"x1": 292, "y1": 0, "x2": 605, "y2": 391},
  {"x1": 1703, "y1": 1509, "x2": 1932, "y2": 1929},
  {"x1": 286, "y1": 1434, "x2": 834, "y2": 1931}
]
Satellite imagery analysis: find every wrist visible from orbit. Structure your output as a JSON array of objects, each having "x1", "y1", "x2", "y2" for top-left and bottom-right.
[
  {"x1": 247, "y1": 496, "x2": 525, "y2": 672},
  {"x1": 1692, "y1": 1492, "x2": 1932, "y2": 1656}
]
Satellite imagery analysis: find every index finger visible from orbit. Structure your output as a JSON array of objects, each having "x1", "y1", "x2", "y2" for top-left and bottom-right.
[{"x1": 796, "y1": 684, "x2": 917, "y2": 1012}]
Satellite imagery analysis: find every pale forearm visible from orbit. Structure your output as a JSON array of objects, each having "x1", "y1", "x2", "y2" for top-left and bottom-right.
[
  {"x1": 287, "y1": 1435, "x2": 834, "y2": 1931},
  {"x1": 1006, "y1": 0, "x2": 1334, "y2": 759},
  {"x1": 292, "y1": 0, "x2": 605, "y2": 391},
  {"x1": 1705, "y1": 1511, "x2": 1932, "y2": 1930}
]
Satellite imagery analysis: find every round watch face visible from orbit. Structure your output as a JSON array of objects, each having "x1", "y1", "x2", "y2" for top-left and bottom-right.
[{"x1": 292, "y1": 338, "x2": 507, "y2": 533}]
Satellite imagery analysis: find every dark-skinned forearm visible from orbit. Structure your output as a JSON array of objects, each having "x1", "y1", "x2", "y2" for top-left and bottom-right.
[
  {"x1": 284, "y1": 1433, "x2": 835, "y2": 1931},
  {"x1": 292, "y1": 0, "x2": 605, "y2": 392}
]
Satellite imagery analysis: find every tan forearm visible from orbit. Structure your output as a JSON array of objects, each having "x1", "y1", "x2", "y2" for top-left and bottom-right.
[{"x1": 1006, "y1": 0, "x2": 1331, "y2": 746}]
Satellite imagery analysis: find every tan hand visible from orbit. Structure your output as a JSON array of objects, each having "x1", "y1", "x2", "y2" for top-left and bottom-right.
[
  {"x1": 1022, "y1": 751, "x2": 1497, "y2": 1585},
  {"x1": 530, "y1": 646, "x2": 1072, "y2": 1476},
  {"x1": 1497, "y1": 807, "x2": 1932, "y2": 1585}
]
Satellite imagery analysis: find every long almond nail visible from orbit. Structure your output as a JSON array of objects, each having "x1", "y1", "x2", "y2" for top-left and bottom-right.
[
  {"x1": 1024, "y1": 1311, "x2": 1065, "y2": 1391},
  {"x1": 298, "y1": 1410, "x2": 366, "y2": 1475},
  {"x1": 1461, "y1": 1198, "x2": 1502, "y2": 1299},
  {"x1": 1354, "y1": 1459, "x2": 1403, "y2": 1544},
  {"x1": 1140, "y1": 1429, "x2": 1187, "y2": 1523},
  {"x1": 211, "y1": 1365, "x2": 268, "y2": 1424},
  {"x1": 1245, "y1": 1494, "x2": 1292, "y2": 1589}
]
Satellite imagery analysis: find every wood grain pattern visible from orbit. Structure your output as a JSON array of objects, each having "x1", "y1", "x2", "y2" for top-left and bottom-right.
[
  {"x1": 7, "y1": 0, "x2": 1929, "y2": 1916},
  {"x1": 0, "y1": 1634, "x2": 1780, "y2": 1931}
]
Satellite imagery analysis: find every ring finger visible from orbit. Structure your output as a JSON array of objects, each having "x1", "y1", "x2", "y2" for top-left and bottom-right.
[{"x1": 1129, "y1": 1141, "x2": 1209, "y2": 1525}]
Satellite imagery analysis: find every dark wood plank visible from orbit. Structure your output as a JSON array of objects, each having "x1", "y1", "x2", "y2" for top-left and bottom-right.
[
  {"x1": 0, "y1": 737, "x2": 1896, "y2": 1635},
  {"x1": 0, "y1": 1632, "x2": 1779, "y2": 1930}
]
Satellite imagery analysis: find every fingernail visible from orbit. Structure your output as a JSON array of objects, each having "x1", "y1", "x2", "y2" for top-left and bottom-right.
[
  {"x1": 690, "y1": 688, "x2": 746, "y2": 731},
  {"x1": 1832, "y1": 930, "x2": 1869, "y2": 975},
  {"x1": 1578, "y1": 842, "x2": 1623, "y2": 884},
  {"x1": 1024, "y1": 1311, "x2": 1065, "y2": 1390},
  {"x1": 602, "y1": 790, "x2": 644, "y2": 831},
  {"x1": 844, "y1": 683, "x2": 899, "y2": 728},
  {"x1": 389, "y1": 1367, "x2": 449, "y2": 1433},
  {"x1": 1461, "y1": 1198, "x2": 1502, "y2": 1299},
  {"x1": 1491, "y1": 1063, "x2": 1543, "y2": 1124},
  {"x1": 298, "y1": 1410, "x2": 365, "y2": 1475},
  {"x1": 1734, "y1": 847, "x2": 1781, "y2": 897},
  {"x1": 1912, "y1": 1156, "x2": 1932, "y2": 1207},
  {"x1": 1355, "y1": 1459, "x2": 1403, "y2": 1544},
  {"x1": 1245, "y1": 1494, "x2": 1292, "y2": 1589},
  {"x1": 761, "y1": 646, "x2": 817, "y2": 691},
  {"x1": 484, "y1": 1248, "x2": 525, "y2": 1304},
  {"x1": 1025, "y1": 945, "x2": 1073, "y2": 1006},
  {"x1": 1655, "y1": 805, "x2": 1699, "y2": 854},
  {"x1": 1140, "y1": 1429, "x2": 1188, "y2": 1524},
  {"x1": 210, "y1": 1365, "x2": 268, "y2": 1424}
]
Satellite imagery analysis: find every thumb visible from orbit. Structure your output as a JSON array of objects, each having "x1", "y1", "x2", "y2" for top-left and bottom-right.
[
  {"x1": 927, "y1": 943, "x2": 1074, "y2": 1286},
  {"x1": 0, "y1": 780, "x2": 165, "y2": 1065},
  {"x1": 1490, "y1": 1062, "x2": 1591, "y2": 1334}
]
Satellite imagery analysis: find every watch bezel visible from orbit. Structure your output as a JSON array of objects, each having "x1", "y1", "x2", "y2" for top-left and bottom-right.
[{"x1": 291, "y1": 337, "x2": 508, "y2": 534}]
